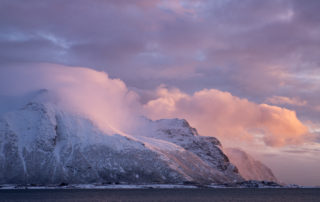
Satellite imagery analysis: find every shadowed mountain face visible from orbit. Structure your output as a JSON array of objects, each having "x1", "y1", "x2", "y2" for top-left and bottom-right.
[
  {"x1": 0, "y1": 90, "x2": 274, "y2": 185},
  {"x1": 224, "y1": 148, "x2": 277, "y2": 182}
]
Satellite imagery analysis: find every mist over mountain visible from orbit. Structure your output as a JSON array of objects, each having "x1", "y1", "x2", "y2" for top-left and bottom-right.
[
  {"x1": 0, "y1": 65, "x2": 281, "y2": 185},
  {"x1": 0, "y1": 87, "x2": 280, "y2": 185},
  {"x1": 0, "y1": 89, "x2": 236, "y2": 184},
  {"x1": 224, "y1": 148, "x2": 277, "y2": 182}
]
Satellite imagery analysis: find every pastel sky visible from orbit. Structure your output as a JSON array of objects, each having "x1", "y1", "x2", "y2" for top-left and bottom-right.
[{"x1": 0, "y1": 0, "x2": 319, "y2": 186}]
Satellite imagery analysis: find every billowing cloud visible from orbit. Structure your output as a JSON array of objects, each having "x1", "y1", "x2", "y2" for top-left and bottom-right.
[
  {"x1": 0, "y1": 63, "x2": 310, "y2": 147},
  {"x1": 0, "y1": 63, "x2": 141, "y2": 135},
  {"x1": 144, "y1": 87, "x2": 309, "y2": 147},
  {"x1": 0, "y1": 63, "x2": 318, "y2": 186}
]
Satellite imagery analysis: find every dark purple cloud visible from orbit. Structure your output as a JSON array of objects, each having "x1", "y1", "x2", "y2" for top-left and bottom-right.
[{"x1": 0, "y1": 0, "x2": 320, "y2": 123}]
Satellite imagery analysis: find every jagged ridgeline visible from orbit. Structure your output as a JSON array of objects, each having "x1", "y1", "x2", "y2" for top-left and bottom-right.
[{"x1": 0, "y1": 90, "x2": 275, "y2": 185}]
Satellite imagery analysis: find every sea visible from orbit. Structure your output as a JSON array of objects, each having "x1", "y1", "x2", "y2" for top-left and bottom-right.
[{"x1": 0, "y1": 188, "x2": 319, "y2": 202}]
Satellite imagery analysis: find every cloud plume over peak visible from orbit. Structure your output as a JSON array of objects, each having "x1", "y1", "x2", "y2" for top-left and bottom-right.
[
  {"x1": 0, "y1": 63, "x2": 141, "y2": 135},
  {"x1": 0, "y1": 63, "x2": 310, "y2": 148}
]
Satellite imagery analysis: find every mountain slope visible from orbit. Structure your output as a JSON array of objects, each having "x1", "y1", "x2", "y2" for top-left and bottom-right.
[
  {"x1": 224, "y1": 148, "x2": 277, "y2": 182},
  {"x1": 0, "y1": 90, "x2": 243, "y2": 184}
]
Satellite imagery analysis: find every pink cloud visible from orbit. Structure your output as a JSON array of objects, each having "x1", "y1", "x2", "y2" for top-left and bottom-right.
[
  {"x1": 0, "y1": 63, "x2": 141, "y2": 135},
  {"x1": 144, "y1": 87, "x2": 310, "y2": 147}
]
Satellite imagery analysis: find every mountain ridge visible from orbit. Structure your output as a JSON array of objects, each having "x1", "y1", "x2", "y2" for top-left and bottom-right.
[{"x1": 0, "y1": 89, "x2": 276, "y2": 185}]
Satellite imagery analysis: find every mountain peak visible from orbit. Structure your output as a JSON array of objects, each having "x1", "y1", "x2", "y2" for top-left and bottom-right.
[{"x1": 0, "y1": 93, "x2": 276, "y2": 185}]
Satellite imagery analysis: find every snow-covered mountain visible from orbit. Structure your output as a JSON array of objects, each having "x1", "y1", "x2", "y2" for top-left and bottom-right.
[{"x1": 0, "y1": 89, "x2": 275, "y2": 185}]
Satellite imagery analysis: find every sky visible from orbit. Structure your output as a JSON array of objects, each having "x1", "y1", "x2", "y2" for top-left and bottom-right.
[{"x1": 0, "y1": 0, "x2": 319, "y2": 186}]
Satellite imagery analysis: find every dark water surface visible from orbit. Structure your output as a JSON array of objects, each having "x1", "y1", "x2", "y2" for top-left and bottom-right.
[{"x1": 0, "y1": 188, "x2": 319, "y2": 202}]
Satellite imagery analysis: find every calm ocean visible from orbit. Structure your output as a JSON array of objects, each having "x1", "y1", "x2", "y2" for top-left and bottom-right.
[{"x1": 0, "y1": 188, "x2": 319, "y2": 202}]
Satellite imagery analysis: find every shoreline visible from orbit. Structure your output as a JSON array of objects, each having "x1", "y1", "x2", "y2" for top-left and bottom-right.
[{"x1": 0, "y1": 184, "x2": 317, "y2": 190}]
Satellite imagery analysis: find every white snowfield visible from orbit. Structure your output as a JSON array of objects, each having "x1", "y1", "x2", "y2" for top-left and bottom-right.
[{"x1": 0, "y1": 89, "x2": 276, "y2": 185}]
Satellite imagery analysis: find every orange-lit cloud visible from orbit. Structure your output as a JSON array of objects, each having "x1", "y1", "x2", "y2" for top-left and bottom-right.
[
  {"x1": 144, "y1": 87, "x2": 310, "y2": 147},
  {"x1": 0, "y1": 64, "x2": 311, "y2": 147}
]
